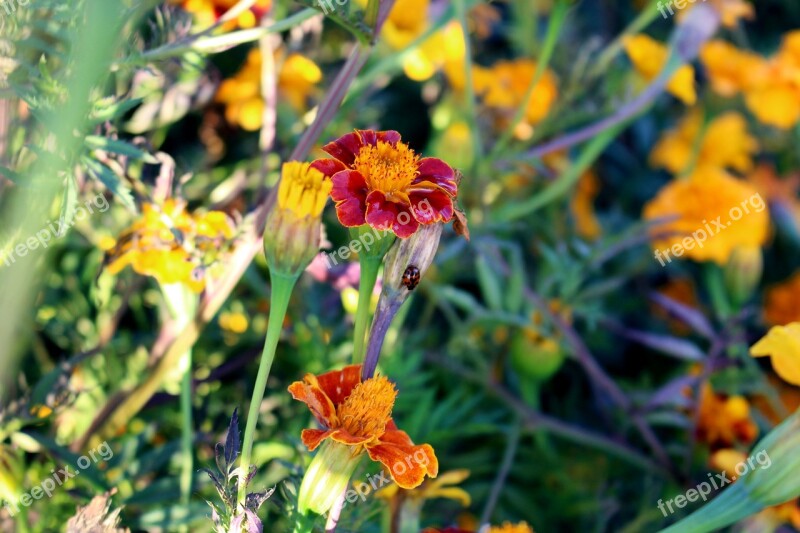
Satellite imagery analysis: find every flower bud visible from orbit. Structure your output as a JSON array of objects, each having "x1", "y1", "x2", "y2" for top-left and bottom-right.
[
  {"x1": 297, "y1": 440, "x2": 362, "y2": 516},
  {"x1": 724, "y1": 245, "x2": 763, "y2": 307},
  {"x1": 263, "y1": 162, "x2": 332, "y2": 277}
]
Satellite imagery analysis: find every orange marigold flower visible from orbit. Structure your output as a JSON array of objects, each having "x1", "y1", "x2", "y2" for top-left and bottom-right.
[
  {"x1": 172, "y1": 0, "x2": 272, "y2": 30},
  {"x1": 570, "y1": 170, "x2": 602, "y2": 240},
  {"x1": 696, "y1": 383, "x2": 758, "y2": 449},
  {"x1": 700, "y1": 40, "x2": 767, "y2": 97},
  {"x1": 311, "y1": 130, "x2": 458, "y2": 238},
  {"x1": 289, "y1": 365, "x2": 438, "y2": 514},
  {"x1": 751, "y1": 322, "x2": 800, "y2": 386},
  {"x1": 650, "y1": 111, "x2": 758, "y2": 176},
  {"x1": 643, "y1": 167, "x2": 769, "y2": 265},
  {"x1": 489, "y1": 522, "x2": 536, "y2": 533},
  {"x1": 473, "y1": 59, "x2": 559, "y2": 135},
  {"x1": 744, "y1": 31, "x2": 800, "y2": 129},
  {"x1": 623, "y1": 34, "x2": 696, "y2": 105},
  {"x1": 764, "y1": 272, "x2": 800, "y2": 326},
  {"x1": 678, "y1": 0, "x2": 754, "y2": 29}
]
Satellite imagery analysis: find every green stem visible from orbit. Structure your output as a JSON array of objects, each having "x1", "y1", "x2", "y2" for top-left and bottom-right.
[
  {"x1": 179, "y1": 348, "x2": 193, "y2": 531},
  {"x1": 237, "y1": 273, "x2": 297, "y2": 509},
  {"x1": 353, "y1": 257, "x2": 381, "y2": 365},
  {"x1": 453, "y1": 0, "x2": 482, "y2": 169}
]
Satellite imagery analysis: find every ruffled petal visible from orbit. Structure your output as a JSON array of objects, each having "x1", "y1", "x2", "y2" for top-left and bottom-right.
[
  {"x1": 288, "y1": 377, "x2": 338, "y2": 428},
  {"x1": 329, "y1": 428, "x2": 374, "y2": 447},
  {"x1": 408, "y1": 188, "x2": 455, "y2": 225},
  {"x1": 365, "y1": 191, "x2": 419, "y2": 238},
  {"x1": 301, "y1": 428, "x2": 333, "y2": 451},
  {"x1": 331, "y1": 170, "x2": 369, "y2": 227},
  {"x1": 314, "y1": 364, "x2": 363, "y2": 407},
  {"x1": 414, "y1": 157, "x2": 457, "y2": 196},
  {"x1": 366, "y1": 425, "x2": 438, "y2": 489},
  {"x1": 322, "y1": 131, "x2": 368, "y2": 166},
  {"x1": 310, "y1": 158, "x2": 347, "y2": 179}
]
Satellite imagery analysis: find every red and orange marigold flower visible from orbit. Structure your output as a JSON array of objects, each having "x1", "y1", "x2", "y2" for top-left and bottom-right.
[
  {"x1": 311, "y1": 130, "x2": 458, "y2": 238},
  {"x1": 289, "y1": 364, "x2": 438, "y2": 514}
]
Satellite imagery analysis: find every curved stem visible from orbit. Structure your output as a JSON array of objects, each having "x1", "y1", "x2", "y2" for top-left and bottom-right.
[
  {"x1": 237, "y1": 273, "x2": 297, "y2": 508},
  {"x1": 352, "y1": 257, "x2": 381, "y2": 365}
]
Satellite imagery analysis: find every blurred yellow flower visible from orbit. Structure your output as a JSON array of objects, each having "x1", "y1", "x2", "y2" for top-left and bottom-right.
[
  {"x1": 709, "y1": 448, "x2": 747, "y2": 474},
  {"x1": 377, "y1": 468, "x2": 471, "y2": 506},
  {"x1": 215, "y1": 48, "x2": 322, "y2": 131},
  {"x1": 700, "y1": 40, "x2": 766, "y2": 97},
  {"x1": 570, "y1": 170, "x2": 602, "y2": 240},
  {"x1": 643, "y1": 167, "x2": 770, "y2": 265},
  {"x1": 744, "y1": 31, "x2": 800, "y2": 129},
  {"x1": 751, "y1": 322, "x2": 800, "y2": 386},
  {"x1": 650, "y1": 111, "x2": 758, "y2": 176},
  {"x1": 218, "y1": 311, "x2": 249, "y2": 334},
  {"x1": 489, "y1": 522, "x2": 536, "y2": 533},
  {"x1": 172, "y1": 0, "x2": 272, "y2": 30},
  {"x1": 696, "y1": 383, "x2": 758, "y2": 448},
  {"x1": 623, "y1": 34, "x2": 696, "y2": 105},
  {"x1": 764, "y1": 272, "x2": 800, "y2": 326},
  {"x1": 106, "y1": 199, "x2": 234, "y2": 292},
  {"x1": 473, "y1": 58, "x2": 559, "y2": 133},
  {"x1": 678, "y1": 0, "x2": 754, "y2": 29}
]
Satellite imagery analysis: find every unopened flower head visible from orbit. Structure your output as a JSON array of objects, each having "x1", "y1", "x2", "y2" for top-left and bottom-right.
[{"x1": 263, "y1": 161, "x2": 331, "y2": 277}]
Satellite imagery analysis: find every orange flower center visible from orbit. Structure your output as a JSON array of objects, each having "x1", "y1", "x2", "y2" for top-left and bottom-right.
[
  {"x1": 353, "y1": 141, "x2": 419, "y2": 200},
  {"x1": 337, "y1": 375, "x2": 397, "y2": 439}
]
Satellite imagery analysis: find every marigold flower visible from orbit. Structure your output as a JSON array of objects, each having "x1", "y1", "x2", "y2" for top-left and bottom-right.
[
  {"x1": 623, "y1": 34, "x2": 696, "y2": 105},
  {"x1": 215, "y1": 48, "x2": 322, "y2": 131},
  {"x1": 570, "y1": 170, "x2": 601, "y2": 240},
  {"x1": 106, "y1": 199, "x2": 235, "y2": 292},
  {"x1": 289, "y1": 365, "x2": 438, "y2": 514},
  {"x1": 743, "y1": 31, "x2": 800, "y2": 129},
  {"x1": 263, "y1": 162, "x2": 331, "y2": 276},
  {"x1": 696, "y1": 383, "x2": 758, "y2": 448},
  {"x1": 473, "y1": 59, "x2": 559, "y2": 134},
  {"x1": 377, "y1": 469, "x2": 471, "y2": 506},
  {"x1": 311, "y1": 129, "x2": 458, "y2": 238},
  {"x1": 751, "y1": 323, "x2": 800, "y2": 386},
  {"x1": 489, "y1": 522, "x2": 536, "y2": 533},
  {"x1": 172, "y1": 0, "x2": 272, "y2": 30},
  {"x1": 764, "y1": 272, "x2": 800, "y2": 326},
  {"x1": 700, "y1": 40, "x2": 766, "y2": 97},
  {"x1": 643, "y1": 167, "x2": 769, "y2": 264}
]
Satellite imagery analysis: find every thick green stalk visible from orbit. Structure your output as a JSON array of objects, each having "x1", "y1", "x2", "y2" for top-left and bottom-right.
[
  {"x1": 237, "y1": 273, "x2": 297, "y2": 508},
  {"x1": 352, "y1": 257, "x2": 382, "y2": 365}
]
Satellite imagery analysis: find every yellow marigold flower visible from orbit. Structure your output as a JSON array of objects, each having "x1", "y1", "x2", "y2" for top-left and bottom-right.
[
  {"x1": 570, "y1": 170, "x2": 602, "y2": 240},
  {"x1": 489, "y1": 522, "x2": 536, "y2": 533},
  {"x1": 105, "y1": 199, "x2": 235, "y2": 292},
  {"x1": 709, "y1": 448, "x2": 748, "y2": 474},
  {"x1": 377, "y1": 468, "x2": 471, "y2": 506},
  {"x1": 700, "y1": 40, "x2": 767, "y2": 97},
  {"x1": 764, "y1": 272, "x2": 800, "y2": 326},
  {"x1": 744, "y1": 31, "x2": 800, "y2": 129},
  {"x1": 678, "y1": 0, "x2": 755, "y2": 29},
  {"x1": 643, "y1": 167, "x2": 769, "y2": 265},
  {"x1": 696, "y1": 383, "x2": 758, "y2": 448},
  {"x1": 623, "y1": 34, "x2": 696, "y2": 105},
  {"x1": 403, "y1": 22, "x2": 467, "y2": 87},
  {"x1": 751, "y1": 322, "x2": 800, "y2": 386},
  {"x1": 473, "y1": 59, "x2": 559, "y2": 132},
  {"x1": 263, "y1": 162, "x2": 331, "y2": 277},
  {"x1": 378, "y1": 0, "x2": 429, "y2": 49},
  {"x1": 215, "y1": 49, "x2": 322, "y2": 131}
]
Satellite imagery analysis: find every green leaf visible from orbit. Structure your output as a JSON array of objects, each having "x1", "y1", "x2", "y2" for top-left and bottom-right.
[
  {"x1": 82, "y1": 157, "x2": 136, "y2": 212},
  {"x1": 85, "y1": 135, "x2": 158, "y2": 164},
  {"x1": 90, "y1": 97, "x2": 143, "y2": 124},
  {"x1": 59, "y1": 174, "x2": 78, "y2": 232}
]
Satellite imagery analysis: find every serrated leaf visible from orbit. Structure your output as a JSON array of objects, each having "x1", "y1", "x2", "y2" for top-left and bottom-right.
[{"x1": 83, "y1": 157, "x2": 135, "y2": 212}]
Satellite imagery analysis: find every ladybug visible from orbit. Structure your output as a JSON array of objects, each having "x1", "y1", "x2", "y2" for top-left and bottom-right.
[{"x1": 401, "y1": 265, "x2": 421, "y2": 290}]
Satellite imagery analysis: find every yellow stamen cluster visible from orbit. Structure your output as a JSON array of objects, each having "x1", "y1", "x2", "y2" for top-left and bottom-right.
[
  {"x1": 278, "y1": 162, "x2": 332, "y2": 219},
  {"x1": 353, "y1": 141, "x2": 419, "y2": 201},
  {"x1": 337, "y1": 375, "x2": 397, "y2": 439}
]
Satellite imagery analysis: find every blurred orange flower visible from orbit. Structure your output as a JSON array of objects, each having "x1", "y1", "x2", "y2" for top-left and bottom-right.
[
  {"x1": 764, "y1": 272, "x2": 800, "y2": 326},
  {"x1": 696, "y1": 383, "x2": 758, "y2": 448},
  {"x1": 649, "y1": 111, "x2": 757, "y2": 176},
  {"x1": 744, "y1": 31, "x2": 800, "y2": 129},
  {"x1": 623, "y1": 34, "x2": 696, "y2": 105},
  {"x1": 678, "y1": 0, "x2": 754, "y2": 28},
  {"x1": 700, "y1": 40, "x2": 766, "y2": 97}
]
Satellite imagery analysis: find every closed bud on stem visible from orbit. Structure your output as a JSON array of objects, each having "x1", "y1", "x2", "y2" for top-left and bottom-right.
[
  {"x1": 263, "y1": 162, "x2": 332, "y2": 278},
  {"x1": 724, "y1": 245, "x2": 762, "y2": 307}
]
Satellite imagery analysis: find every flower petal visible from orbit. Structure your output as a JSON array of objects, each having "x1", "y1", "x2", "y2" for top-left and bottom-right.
[
  {"x1": 301, "y1": 428, "x2": 333, "y2": 451},
  {"x1": 314, "y1": 364, "x2": 363, "y2": 406},
  {"x1": 365, "y1": 191, "x2": 419, "y2": 238},
  {"x1": 322, "y1": 131, "x2": 367, "y2": 166},
  {"x1": 329, "y1": 428, "x2": 373, "y2": 447},
  {"x1": 288, "y1": 376, "x2": 338, "y2": 428},
  {"x1": 415, "y1": 157, "x2": 457, "y2": 196},
  {"x1": 366, "y1": 426, "x2": 438, "y2": 489},
  {"x1": 409, "y1": 188, "x2": 454, "y2": 225},
  {"x1": 331, "y1": 170, "x2": 369, "y2": 227},
  {"x1": 310, "y1": 158, "x2": 347, "y2": 179}
]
